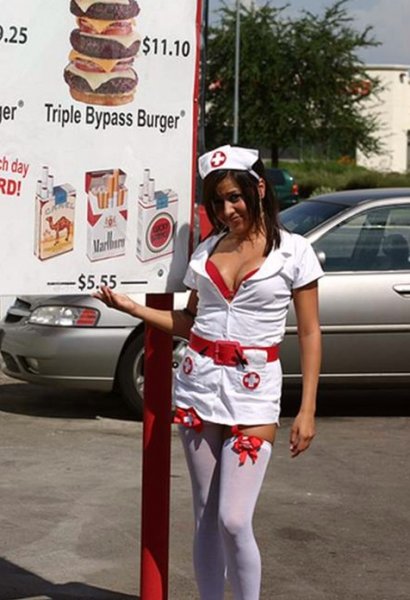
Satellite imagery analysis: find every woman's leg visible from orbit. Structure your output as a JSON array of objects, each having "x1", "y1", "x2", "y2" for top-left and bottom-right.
[
  {"x1": 179, "y1": 422, "x2": 226, "y2": 600},
  {"x1": 218, "y1": 426, "x2": 275, "y2": 600}
]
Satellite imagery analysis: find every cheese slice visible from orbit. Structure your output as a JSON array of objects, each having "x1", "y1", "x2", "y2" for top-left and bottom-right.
[
  {"x1": 80, "y1": 29, "x2": 141, "y2": 49},
  {"x1": 78, "y1": 17, "x2": 136, "y2": 35},
  {"x1": 73, "y1": 0, "x2": 130, "y2": 11},
  {"x1": 66, "y1": 63, "x2": 137, "y2": 91},
  {"x1": 69, "y1": 49, "x2": 127, "y2": 73}
]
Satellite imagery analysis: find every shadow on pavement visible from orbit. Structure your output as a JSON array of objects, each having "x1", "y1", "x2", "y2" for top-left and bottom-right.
[
  {"x1": 282, "y1": 384, "x2": 410, "y2": 418},
  {"x1": 0, "y1": 379, "x2": 136, "y2": 421},
  {"x1": 1, "y1": 377, "x2": 409, "y2": 421},
  {"x1": 0, "y1": 558, "x2": 138, "y2": 600}
]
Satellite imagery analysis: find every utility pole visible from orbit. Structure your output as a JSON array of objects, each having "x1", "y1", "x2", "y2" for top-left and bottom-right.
[
  {"x1": 198, "y1": 0, "x2": 209, "y2": 155},
  {"x1": 233, "y1": 0, "x2": 240, "y2": 144}
]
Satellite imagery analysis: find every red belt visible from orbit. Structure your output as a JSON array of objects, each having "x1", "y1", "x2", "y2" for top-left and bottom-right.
[{"x1": 189, "y1": 332, "x2": 279, "y2": 367}]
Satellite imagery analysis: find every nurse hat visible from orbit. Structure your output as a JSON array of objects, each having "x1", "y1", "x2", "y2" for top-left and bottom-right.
[{"x1": 198, "y1": 144, "x2": 260, "y2": 180}]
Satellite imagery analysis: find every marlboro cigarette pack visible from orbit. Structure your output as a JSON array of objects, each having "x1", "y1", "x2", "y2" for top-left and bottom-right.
[
  {"x1": 136, "y1": 169, "x2": 178, "y2": 262},
  {"x1": 86, "y1": 168, "x2": 128, "y2": 262},
  {"x1": 34, "y1": 166, "x2": 75, "y2": 261}
]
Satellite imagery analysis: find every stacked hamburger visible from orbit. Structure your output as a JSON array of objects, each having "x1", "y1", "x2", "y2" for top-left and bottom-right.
[{"x1": 64, "y1": 0, "x2": 141, "y2": 106}]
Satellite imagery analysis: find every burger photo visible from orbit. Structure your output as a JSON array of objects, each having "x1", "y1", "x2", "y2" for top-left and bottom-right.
[{"x1": 64, "y1": 0, "x2": 141, "y2": 106}]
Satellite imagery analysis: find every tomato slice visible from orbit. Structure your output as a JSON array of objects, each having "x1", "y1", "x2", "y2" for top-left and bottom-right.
[{"x1": 104, "y1": 22, "x2": 134, "y2": 36}]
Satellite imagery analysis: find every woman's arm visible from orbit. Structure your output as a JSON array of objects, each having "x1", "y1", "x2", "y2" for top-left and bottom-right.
[
  {"x1": 94, "y1": 286, "x2": 198, "y2": 339},
  {"x1": 289, "y1": 279, "x2": 321, "y2": 458}
]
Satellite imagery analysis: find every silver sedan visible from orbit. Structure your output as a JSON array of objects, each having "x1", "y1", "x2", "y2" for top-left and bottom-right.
[
  {"x1": 281, "y1": 188, "x2": 410, "y2": 386},
  {"x1": 1, "y1": 188, "x2": 410, "y2": 416},
  {"x1": 0, "y1": 293, "x2": 188, "y2": 418}
]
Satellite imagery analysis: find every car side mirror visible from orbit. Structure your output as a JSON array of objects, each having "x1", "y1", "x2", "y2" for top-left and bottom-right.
[{"x1": 315, "y1": 250, "x2": 326, "y2": 267}]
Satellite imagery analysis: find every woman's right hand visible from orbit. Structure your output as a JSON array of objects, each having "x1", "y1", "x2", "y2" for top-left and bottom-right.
[{"x1": 94, "y1": 286, "x2": 138, "y2": 316}]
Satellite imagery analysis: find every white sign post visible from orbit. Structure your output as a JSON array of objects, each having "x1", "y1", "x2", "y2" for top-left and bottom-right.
[{"x1": 0, "y1": 0, "x2": 201, "y2": 295}]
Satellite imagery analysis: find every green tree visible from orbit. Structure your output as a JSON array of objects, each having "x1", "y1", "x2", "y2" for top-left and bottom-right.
[{"x1": 205, "y1": 0, "x2": 382, "y2": 165}]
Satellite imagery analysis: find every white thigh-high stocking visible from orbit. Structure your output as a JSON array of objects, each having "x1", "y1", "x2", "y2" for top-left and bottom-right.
[
  {"x1": 218, "y1": 437, "x2": 272, "y2": 600},
  {"x1": 179, "y1": 423, "x2": 226, "y2": 600}
]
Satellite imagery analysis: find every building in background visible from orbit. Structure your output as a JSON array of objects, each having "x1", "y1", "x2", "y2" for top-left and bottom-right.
[{"x1": 357, "y1": 65, "x2": 410, "y2": 173}]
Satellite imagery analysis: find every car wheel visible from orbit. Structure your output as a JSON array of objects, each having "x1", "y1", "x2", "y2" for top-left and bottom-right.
[{"x1": 117, "y1": 331, "x2": 188, "y2": 418}]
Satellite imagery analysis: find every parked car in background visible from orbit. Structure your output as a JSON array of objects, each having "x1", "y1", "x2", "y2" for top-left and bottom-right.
[
  {"x1": 1, "y1": 188, "x2": 410, "y2": 417},
  {"x1": 265, "y1": 167, "x2": 299, "y2": 209},
  {"x1": 280, "y1": 188, "x2": 410, "y2": 384},
  {"x1": 0, "y1": 294, "x2": 188, "y2": 419}
]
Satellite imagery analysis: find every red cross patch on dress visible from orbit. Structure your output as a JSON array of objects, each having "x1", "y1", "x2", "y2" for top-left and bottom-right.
[
  {"x1": 182, "y1": 356, "x2": 194, "y2": 375},
  {"x1": 210, "y1": 150, "x2": 227, "y2": 168},
  {"x1": 242, "y1": 371, "x2": 260, "y2": 390}
]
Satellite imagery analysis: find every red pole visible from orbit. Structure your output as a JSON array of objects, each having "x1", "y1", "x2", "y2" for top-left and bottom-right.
[{"x1": 140, "y1": 293, "x2": 174, "y2": 600}]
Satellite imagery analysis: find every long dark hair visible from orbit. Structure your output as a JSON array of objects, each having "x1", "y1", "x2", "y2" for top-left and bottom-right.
[{"x1": 202, "y1": 158, "x2": 281, "y2": 254}]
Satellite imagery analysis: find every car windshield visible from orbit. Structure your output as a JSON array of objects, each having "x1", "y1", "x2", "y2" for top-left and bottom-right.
[{"x1": 280, "y1": 199, "x2": 347, "y2": 235}]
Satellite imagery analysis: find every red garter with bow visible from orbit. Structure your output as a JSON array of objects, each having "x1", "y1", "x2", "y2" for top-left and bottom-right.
[
  {"x1": 173, "y1": 410, "x2": 264, "y2": 465},
  {"x1": 231, "y1": 425, "x2": 263, "y2": 465},
  {"x1": 173, "y1": 407, "x2": 203, "y2": 432}
]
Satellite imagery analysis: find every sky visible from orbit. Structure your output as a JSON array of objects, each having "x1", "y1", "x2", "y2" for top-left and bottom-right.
[{"x1": 209, "y1": 0, "x2": 410, "y2": 66}]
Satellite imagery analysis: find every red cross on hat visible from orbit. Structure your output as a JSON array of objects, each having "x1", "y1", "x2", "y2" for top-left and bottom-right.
[
  {"x1": 210, "y1": 150, "x2": 227, "y2": 168},
  {"x1": 198, "y1": 144, "x2": 260, "y2": 180}
]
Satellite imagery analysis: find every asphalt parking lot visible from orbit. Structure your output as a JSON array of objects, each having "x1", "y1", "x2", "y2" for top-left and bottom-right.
[{"x1": 0, "y1": 372, "x2": 409, "y2": 600}]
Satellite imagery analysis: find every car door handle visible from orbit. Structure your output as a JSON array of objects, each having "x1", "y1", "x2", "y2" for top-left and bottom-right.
[{"x1": 393, "y1": 284, "x2": 410, "y2": 297}]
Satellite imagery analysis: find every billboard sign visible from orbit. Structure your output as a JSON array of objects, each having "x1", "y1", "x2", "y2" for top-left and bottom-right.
[{"x1": 0, "y1": 0, "x2": 201, "y2": 294}]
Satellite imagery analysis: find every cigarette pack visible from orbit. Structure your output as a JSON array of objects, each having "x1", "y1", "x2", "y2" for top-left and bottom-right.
[
  {"x1": 86, "y1": 168, "x2": 128, "y2": 262},
  {"x1": 136, "y1": 169, "x2": 178, "y2": 262},
  {"x1": 34, "y1": 167, "x2": 75, "y2": 261}
]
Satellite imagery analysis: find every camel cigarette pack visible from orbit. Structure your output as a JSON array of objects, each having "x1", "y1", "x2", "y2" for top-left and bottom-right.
[
  {"x1": 86, "y1": 168, "x2": 128, "y2": 262},
  {"x1": 34, "y1": 167, "x2": 75, "y2": 261},
  {"x1": 137, "y1": 169, "x2": 178, "y2": 263}
]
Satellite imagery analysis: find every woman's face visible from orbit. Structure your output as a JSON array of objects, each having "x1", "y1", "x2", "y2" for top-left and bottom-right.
[{"x1": 213, "y1": 176, "x2": 250, "y2": 235}]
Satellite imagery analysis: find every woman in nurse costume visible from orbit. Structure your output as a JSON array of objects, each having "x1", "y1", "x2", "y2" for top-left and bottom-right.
[{"x1": 96, "y1": 144, "x2": 323, "y2": 600}]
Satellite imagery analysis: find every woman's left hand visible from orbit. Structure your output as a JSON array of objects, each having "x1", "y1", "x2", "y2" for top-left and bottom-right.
[
  {"x1": 94, "y1": 286, "x2": 137, "y2": 315},
  {"x1": 289, "y1": 411, "x2": 316, "y2": 458}
]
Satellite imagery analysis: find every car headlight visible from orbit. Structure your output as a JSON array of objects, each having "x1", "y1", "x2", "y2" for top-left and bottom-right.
[{"x1": 28, "y1": 306, "x2": 100, "y2": 327}]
